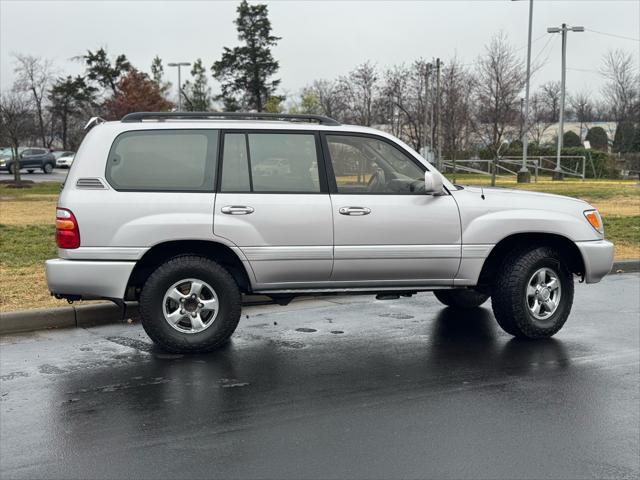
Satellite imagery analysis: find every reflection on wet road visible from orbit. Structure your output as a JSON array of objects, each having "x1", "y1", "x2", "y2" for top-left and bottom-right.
[{"x1": 1, "y1": 274, "x2": 638, "y2": 479}]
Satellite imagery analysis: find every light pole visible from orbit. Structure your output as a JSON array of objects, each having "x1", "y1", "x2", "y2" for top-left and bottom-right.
[
  {"x1": 547, "y1": 24, "x2": 584, "y2": 180},
  {"x1": 167, "y1": 62, "x2": 191, "y2": 111},
  {"x1": 513, "y1": 0, "x2": 533, "y2": 184}
]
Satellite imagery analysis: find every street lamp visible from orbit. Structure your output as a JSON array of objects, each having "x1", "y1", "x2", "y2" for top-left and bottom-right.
[
  {"x1": 512, "y1": 0, "x2": 534, "y2": 184},
  {"x1": 167, "y1": 62, "x2": 191, "y2": 111},
  {"x1": 547, "y1": 24, "x2": 584, "y2": 180}
]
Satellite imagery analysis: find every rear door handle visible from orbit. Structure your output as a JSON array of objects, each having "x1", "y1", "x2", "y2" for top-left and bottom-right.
[
  {"x1": 339, "y1": 206, "x2": 371, "y2": 216},
  {"x1": 221, "y1": 205, "x2": 255, "y2": 215}
]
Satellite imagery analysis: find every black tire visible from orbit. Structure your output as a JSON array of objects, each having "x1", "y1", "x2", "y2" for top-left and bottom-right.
[
  {"x1": 139, "y1": 255, "x2": 242, "y2": 353},
  {"x1": 491, "y1": 246, "x2": 574, "y2": 339},
  {"x1": 42, "y1": 163, "x2": 53, "y2": 174},
  {"x1": 8, "y1": 163, "x2": 16, "y2": 175},
  {"x1": 433, "y1": 289, "x2": 489, "y2": 308}
]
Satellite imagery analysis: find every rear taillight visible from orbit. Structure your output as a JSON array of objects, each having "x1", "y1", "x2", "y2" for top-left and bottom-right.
[{"x1": 56, "y1": 208, "x2": 80, "y2": 249}]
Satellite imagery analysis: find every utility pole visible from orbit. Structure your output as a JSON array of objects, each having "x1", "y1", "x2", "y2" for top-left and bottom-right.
[
  {"x1": 168, "y1": 62, "x2": 191, "y2": 111},
  {"x1": 547, "y1": 23, "x2": 584, "y2": 180},
  {"x1": 435, "y1": 58, "x2": 442, "y2": 170},
  {"x1": 422, "y1": 62, "x2": 433, "y2": 160},
  {"x1": 514, "y1": 0, "x2": 534, "y2": 183}
]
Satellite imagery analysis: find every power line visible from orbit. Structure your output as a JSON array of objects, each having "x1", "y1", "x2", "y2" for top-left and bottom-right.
[{"x1": 587, "y1": 29, "x2": 640, "y2": 42}]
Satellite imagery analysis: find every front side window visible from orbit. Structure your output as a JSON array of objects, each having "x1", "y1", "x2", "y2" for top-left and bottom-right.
[
  {"x1": 221, "y1": 132, "x2": 320, "y2": 193},
  {"x1": 106, "y1": 129, "x2": 218, "y2": 191},
  {"x1": 326, "y1": 135, "x2": 425, "y2": 194}
]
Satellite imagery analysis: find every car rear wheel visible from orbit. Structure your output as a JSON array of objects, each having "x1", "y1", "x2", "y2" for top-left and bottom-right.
[
  {"x1": 139, "y1": 255, "x2": 242, "y2": 353},
  {"x1": 433, "y1": 289, "x2": 489, "y2": 308},
  {"x1": 491, "y1": 246, "x2": 574, "y2": 339},
  {"x1": 42, "y1": 163, "x2": 53, "y2": 174},
  {"x1": 8, "y1": 164, "x2": 16, "y2": 175}
]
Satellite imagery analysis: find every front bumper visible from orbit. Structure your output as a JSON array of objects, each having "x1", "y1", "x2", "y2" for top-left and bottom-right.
[
  {"x1": 576, "y1": 240, "x2": 614, "y2": 283},
  {"x1": 45, "y1": 258, "x2": 135, "y2": 300}
]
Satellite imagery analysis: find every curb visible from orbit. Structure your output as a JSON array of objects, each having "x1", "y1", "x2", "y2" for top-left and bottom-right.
[
  {"x1": 611, "y1": 259, "x2": 640, "y2": 274},
  {"x1": 1, "y1": 266, "x2": 638, "y2": 335},
  {"x1": 0, "y1": 302, "x2": 139, "y2": 335}
]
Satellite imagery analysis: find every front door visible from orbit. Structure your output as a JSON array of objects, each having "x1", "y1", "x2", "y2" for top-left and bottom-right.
[
  {"x1": 214, "y1": 131, "x2": 333, "y2": 289},
  {"x1": 323, "y1": 133, "x2": 461, "y2": 286}
]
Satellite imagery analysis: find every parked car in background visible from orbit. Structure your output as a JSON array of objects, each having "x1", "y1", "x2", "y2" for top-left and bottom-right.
[
  {"x1": 0, "y1": 147, "x2": 56, "y2": 174},
  {"x1": 54, "y1": 151, "x2": 75, "y2": 168}
]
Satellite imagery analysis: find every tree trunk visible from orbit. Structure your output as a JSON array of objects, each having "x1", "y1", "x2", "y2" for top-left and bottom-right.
[{"x1": 11, "y1": 144, "x2": 22, "y2": 186}]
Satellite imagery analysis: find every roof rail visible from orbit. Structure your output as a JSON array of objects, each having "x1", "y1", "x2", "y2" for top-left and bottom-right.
[{"x1": 120, "y1": 111, "x2": 341, "y2": 126}]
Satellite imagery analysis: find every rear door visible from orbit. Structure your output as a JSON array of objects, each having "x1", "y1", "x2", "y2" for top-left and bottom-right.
[{"x1": 214, "y1": 130, "x2": 333, "y2": 289}]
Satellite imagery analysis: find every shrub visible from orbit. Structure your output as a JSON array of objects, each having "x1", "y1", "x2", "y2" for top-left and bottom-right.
[
  {"x1": 563, "y1": 131, "x2": 581, "y2": 148},
  {"x1": 585, "y1": 126, "x2": 609, "y2": 150}
]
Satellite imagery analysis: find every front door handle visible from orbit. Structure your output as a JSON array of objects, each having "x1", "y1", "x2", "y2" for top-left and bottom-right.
[
  {"x1": 339, "y1": 206, "x2": 371, "y2": 216},
  {"x1": 221, "y1": 205, "x2": 255, "y2": 215}
]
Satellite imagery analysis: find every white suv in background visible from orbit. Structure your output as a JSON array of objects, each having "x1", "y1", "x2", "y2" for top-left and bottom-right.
[{"x1": 45, "y1": 112, "x2": 614, "y2": 353}]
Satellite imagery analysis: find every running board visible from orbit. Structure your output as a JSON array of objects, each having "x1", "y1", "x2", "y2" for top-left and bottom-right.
[{"x1": 254, "y1": 286, "x2": 455, "y2": 295}]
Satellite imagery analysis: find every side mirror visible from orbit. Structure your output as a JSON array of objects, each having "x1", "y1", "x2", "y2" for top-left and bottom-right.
[{"x1": 424, "y1": 171, "x2": 444, "y2": 195}]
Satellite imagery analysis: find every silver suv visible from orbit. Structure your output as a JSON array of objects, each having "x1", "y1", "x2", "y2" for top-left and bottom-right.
[{"x1": 45, "y1": 112, "x2": 614, "y2": 352}]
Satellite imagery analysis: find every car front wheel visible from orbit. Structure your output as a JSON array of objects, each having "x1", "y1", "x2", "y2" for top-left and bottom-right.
[
  {"x1": 42, "y1": 163, "x2": 53, "y2": 174},
  {"x1": 491, "y1": 246, "x2": 574, "y2": 339},
  {"x1": 139, "y1": 255, "x2": 242, "y2": 353}
]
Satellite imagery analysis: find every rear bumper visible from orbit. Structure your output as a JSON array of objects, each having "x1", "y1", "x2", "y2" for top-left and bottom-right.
[
  {"x1": 45, "y1": 258, "x2": 135, "y2": 300},
  {"x1": 576, "y1": 240, "x2": 614, "y2": 283}
]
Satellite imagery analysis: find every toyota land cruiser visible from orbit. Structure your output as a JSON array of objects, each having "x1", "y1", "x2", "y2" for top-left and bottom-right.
[{"x1": 45, "y1": 112, "x2": 614, "y2": 352}]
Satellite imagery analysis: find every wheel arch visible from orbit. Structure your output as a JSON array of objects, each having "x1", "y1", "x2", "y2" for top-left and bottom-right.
[
  {"x1": 126, "y1": 240, "x2": 253, "y2": 300},
  {"x1": 477, "y1": 232, "x2": 585, "y2": 288}
]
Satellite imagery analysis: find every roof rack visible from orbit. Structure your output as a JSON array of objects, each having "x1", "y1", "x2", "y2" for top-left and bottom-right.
[{"x1": 120, "y1": 111, "x2": 341, "y2": 126}]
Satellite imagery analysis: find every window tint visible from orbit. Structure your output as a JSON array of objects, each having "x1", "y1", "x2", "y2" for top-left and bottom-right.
[
  {"x1": 220, "y1": 132, "x2": 320, "y2": 193},
  {"x1": 33, "y1": 149, "x2": 47, "y2": 155},
  {"x1": 106, "y1": 130, "x2": 218, "y2": 191},
  {"x1": 221, "y1": 133, "x2": 251, "y2": 192},
  {"x1": 326, "y1": 135, "x2": 424, "y2": 194}
]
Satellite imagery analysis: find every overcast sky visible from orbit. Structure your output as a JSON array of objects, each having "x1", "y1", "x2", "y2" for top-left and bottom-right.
[{"x1": 1, "y1": 0, "x2": 638, "y2": 102}]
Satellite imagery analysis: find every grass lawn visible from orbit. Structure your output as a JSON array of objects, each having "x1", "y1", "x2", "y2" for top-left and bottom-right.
[{"x1": 1, "y1": 179, "x2": 638, "y2": 312}]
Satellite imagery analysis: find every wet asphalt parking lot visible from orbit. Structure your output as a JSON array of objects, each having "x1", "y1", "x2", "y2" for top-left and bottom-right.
[
  {"x1": 0, "y1": 170, "x2": 68, "y2": 183},
  {"x1": 1, "y1": 273, "x2": 638, "y2": 479}
]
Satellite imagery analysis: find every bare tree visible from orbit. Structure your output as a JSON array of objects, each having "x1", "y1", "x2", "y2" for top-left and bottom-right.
[
  {"x1": 381, "y1": 60, "x2": 431, "y2": 151},
  {"x1": 338, "y1": 61, "x2": 380, "y2": 126},
  {"x1": 570, "y1": 91, "x2": 594, "y2": 140},
  {"x1": 309, "y1": 79, "x2": 347, "y2": 120},
  {"x1": 470, "y1": 33, "x2": 526, "y2": 155},
  {"x1": 600, "y1": 49, "x2": 639, "y2": 122},
  {"x1": 0, "y1": 92, "x2": 36, "y2": 185},
  {"x1": 13, "y1": 54, "x2": 55, "y2": 147},
  {"x1": 441, "y1": 58, "x2": 474, "y2": 159}
]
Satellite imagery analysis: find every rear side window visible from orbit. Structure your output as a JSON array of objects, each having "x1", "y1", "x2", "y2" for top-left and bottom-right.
[
  {"x1": 220, "y1": 132, "x2": 320, "y2": 193},
  {"x1": 106, "y1": 130, "x2": 219, "y2": 191}
]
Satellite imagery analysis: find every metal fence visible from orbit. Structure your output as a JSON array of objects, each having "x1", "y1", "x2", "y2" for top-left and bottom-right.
[{"x1": 441, "y1": 156, "x2": 586, "y2": 182}]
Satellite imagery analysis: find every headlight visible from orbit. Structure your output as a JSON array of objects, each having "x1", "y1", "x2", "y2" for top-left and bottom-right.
[{"x1": 584, "y1": 209, "x2": 604, "y2": 234}]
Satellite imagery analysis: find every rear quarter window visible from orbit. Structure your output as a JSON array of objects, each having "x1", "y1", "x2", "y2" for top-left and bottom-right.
[{"x1": 106, "y1": 129, "x2": 219, "y2": 191}]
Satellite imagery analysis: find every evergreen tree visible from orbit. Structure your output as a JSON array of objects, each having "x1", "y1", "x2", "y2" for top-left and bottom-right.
[
  {"x1": 81, "y1": 48, "x2": 131, "y2": 94},
  {"x1": 563, "y1": 131, "x2": 581, "y2": 148},
  {"x1": 150, "y1": 55, "x2": 172, "y2": 99},
  {"x1": 212, "y1": 0, "x2": 281, "y2": 111},
  {"x1": 613, "y1": 120, "x2": 636, "y2": 153},
  {"x1": 585, "y1": 126, "x2": 609, "y2": 150},
  {"x1": 151, "y1": 55, "x2": 165, "y2": 86},
  {"x1": 48, "y1": 75, "x2": 96, "y2": 149},
  {"x1": 182, "y1": 59, "x2": 212, "y2": 111}
]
